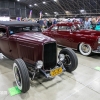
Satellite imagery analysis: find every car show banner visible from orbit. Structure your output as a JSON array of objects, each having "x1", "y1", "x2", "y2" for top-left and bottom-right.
[
  {"x1": 29, "y1": 10, "x2": 32, "y2": 18},
  {"x1": 40, "y1": 11, "x2": 42, "y2": 19}
]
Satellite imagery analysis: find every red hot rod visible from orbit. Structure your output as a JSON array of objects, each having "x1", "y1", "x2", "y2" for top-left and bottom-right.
[{"x1": 0, "y1": 21, "x2": 78, "y2": 93}]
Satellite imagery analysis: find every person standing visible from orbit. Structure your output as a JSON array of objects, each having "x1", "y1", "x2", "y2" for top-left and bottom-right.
[
  {"x1": 47, "y1": 19, "x2": 52, "y2": 28},
  {"x1": 91, "y1": 17, "x2": 97, "y2": 29},
  {"x1": 97, "y1": 19, "x2": 100, "y2": 25},
  {"x1": 84, "y1": 18, "x2": 91, "y2": 29},
  {"x1": 39, "y1": 18, "x2": 44, "y2": 28},
  {"x1": 44, "y1": 19, "x2": 47, "y2": 28},
  {"x1": 53, "y1": 19, "x2": 57, "y2": 24},
  {"x1": 37, "y1": 19, "x2": 40, "y2": 23}
]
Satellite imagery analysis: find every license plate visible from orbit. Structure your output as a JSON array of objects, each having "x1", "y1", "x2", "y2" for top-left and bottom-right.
[{"x1": 50, "y1": 67, "x2": 63, "y2": 77}]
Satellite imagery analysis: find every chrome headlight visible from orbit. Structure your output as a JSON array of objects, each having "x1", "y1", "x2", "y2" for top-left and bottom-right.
[
  {"x1": 98, "y1": 38, "x2": 100, "y2": 44},
  {"x1": 59, "y1": 54, "x2": 65, "y2": 62},
  {"x1": 36, "y1": 60, "x2": 43, "y2": 69}
]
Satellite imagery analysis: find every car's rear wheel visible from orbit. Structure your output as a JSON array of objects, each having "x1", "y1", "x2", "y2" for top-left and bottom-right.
[
  {"x1": 79, "y1": 43, "x2": 92, "y2": 56},
  {"x1": 13, "y1": 58, "x2": 30, "y2": 93},
  {"x1": 59, "y1": 48, "x2": 78, "y2": 72}
]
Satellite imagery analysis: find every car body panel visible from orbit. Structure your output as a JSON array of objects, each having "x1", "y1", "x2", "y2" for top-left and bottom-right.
[{"x1": 0, "y1": 21, "x2": 56, "y2": 66}]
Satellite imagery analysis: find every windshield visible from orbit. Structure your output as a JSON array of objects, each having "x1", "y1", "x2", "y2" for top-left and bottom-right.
[
  {"x1": 9, "y1": 26, "x2": 41, "y2": 35},
  {"x1": 72, "y1": 24, "x2": 83, "y2": 31}
]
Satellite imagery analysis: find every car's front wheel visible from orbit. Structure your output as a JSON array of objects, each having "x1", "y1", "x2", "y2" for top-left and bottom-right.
[
  {"x1": 13, "y1": 58, "x2": 30, "y2": 93},
  {"x1": 59, "y1": 48, "x2": 78, "y2": 72},
  {"x1": 79, "y1": 43, "x2": 92, "y2": 56}
]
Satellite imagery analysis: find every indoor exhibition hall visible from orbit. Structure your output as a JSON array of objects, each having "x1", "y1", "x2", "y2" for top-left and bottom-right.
[{"x1": 0, "y1": 0, "x2": 100, "y2": 100}]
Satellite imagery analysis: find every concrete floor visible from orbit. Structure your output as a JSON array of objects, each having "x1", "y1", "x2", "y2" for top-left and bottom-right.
[{"x1": 0, "y1": 48, "x2": 100, "y2": 100}]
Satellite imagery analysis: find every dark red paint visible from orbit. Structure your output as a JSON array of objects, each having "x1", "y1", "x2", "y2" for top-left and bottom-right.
[
  {"x1": 43, "y1": 22, "x2": 100, "y2": 52},
  {"x1": 0, "y1": 22, "x2": 56, "y2": 64}
]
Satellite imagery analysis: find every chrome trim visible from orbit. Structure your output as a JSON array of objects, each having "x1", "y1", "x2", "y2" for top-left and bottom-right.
[
  {"x1": 40, "y1": 64, "x2": 65, "y2": 78},
  {"x1": 92, "y1": 50, "x2": 100, "y2": 53},
  {"x1": 57, "y1": 44, "x2": 77, "y2": 50},
  {"x1": 40, "y1": 69, "x2": 50, "y2": 78},
  {"x1": 98, "y1": 38, "x2": 100, "y2": 44},
  {"x1": 92, "y1": 46, "x2": 100, "y2": 53}
]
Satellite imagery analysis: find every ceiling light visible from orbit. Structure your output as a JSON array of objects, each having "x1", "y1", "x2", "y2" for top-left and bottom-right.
[
  {"x1": 65, "y1": 11, "x2": 69, "y2": 13},
  {"x1": 80, "y1": 9, "x2": 86, "y2": 14},
  {"x1": 45, "y1": 13, "x2": 48, "y2": 15},
  {"x1": 54, "y1": 12, "x2": 58, "y2": 15},
  {"x1": 34, "y1": 3, "x2": 37, "y2": 6},
  {"x1": 80, "y1": 9, "x2": 85, "y2": 12},
  {"x1": 54, "y1": 12, "x2": 57, "y2": 14},
  {"x1": 43, "y1": 1, "x2": 46, "y2": 4},
  {"x1": 17, "y1": 0, "x2": 20, "y2": 1},
  {"x1": 54, "y1": 0, "x2": 57, "y2": 2},
  {"x1": 29, "y1": 5, "x2": 32, "y2": 7}
]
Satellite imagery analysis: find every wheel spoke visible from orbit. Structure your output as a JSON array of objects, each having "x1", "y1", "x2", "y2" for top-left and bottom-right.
[
  {"x1": 14, "y1": 66, "x2": 21, "y2": 86},
  {"x1": 81, "y1": 44, "x2": 90, "y2": 53},
  {"x1": 13, "y1": 59, "x2": 30, "y2": 93},
  {"x1": 64, "y1": 55, "x2": 71, "y2": 66}
]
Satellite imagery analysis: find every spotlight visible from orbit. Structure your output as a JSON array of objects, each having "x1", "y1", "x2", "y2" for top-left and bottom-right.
[
  {"x1": 34, "y1": 3, "x2": 38, "y2": 6},
  {"x1": 43, "y1": 1, "x2": 46, "y2": 4}
]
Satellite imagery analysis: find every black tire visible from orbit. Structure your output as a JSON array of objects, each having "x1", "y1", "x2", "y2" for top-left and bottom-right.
[
  {"x1": 13, "y1": 58, "x2": 30, "y2": 93},
  {"x1": 59, "y1": 48, "x2": 78, "y2": 72}
]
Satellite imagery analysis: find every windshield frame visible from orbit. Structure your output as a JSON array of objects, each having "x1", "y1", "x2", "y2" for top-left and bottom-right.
[
  {"x1": 8, "y1": 25, "x2": 42, "y2": 35},
  {"x1": 72, "y1": 24, "x2": 83, "y2": 31}
]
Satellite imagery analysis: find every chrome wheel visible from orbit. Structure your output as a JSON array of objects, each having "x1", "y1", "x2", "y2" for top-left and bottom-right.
[
  {"x1": 81, "y1": 44, "x2": 90, "y2": 53},
  {"x1": 79, "y1": 43, "x2": 92, "y2": 56},
  {"x1": 64, "y1": 55, "x2": 71, "y2": 66},
  {"x1": 13, "y1": 59, "x2": 30, "y2": 93},
  {"x1": 59, "y1": 48, "x2": 78, "y2": 72},
  {"x1": 13, "y1": 63, "x2": 22, "y2": 90}
]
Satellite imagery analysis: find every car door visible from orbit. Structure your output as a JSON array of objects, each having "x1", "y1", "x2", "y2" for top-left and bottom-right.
[
  {"x1": 47, "y1": 25, "x2": 62, "y2": 44},
  {"x1": 57, "y1": 25, "x2": 72, "y2": 47},
  {"x1": 50, "y1": 25, "x2": 64, "y2": 44},
  {"x1": 0, "y1": 27, "x2": 12, "y2": 57},
  {"x1": 47, "y1": 25, "x2": 58, "y2": 37},
  {"x1": 71, "y1": 25, "x2": 84, "y2": 49}
]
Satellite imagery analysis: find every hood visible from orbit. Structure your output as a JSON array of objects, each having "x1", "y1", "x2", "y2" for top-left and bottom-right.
[
  {"x1": 12, "y1": 32, "x2": 55, "y2": 43},
  {"x1": 77, "y1": 29, "x2": 100, "y2": 36}
]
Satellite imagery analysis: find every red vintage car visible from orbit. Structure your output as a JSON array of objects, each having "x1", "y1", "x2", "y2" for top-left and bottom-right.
[
  {"x1": 43, "y1": 22, "x2": 100, "y2": 56},
  {"x1": 0, "y1": 21, "x2": 78, "y2": 93}
]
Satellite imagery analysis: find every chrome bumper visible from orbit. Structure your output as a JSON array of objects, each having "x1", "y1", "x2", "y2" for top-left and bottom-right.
[
  {"x1": 40, "y1": 62, "x2": 66, "y2": 78},
  {"x1": 92, "y1": 46, "x2": 100, "y2": 53},
  {"x1": 92, "y1": 50, "x2": 100, "y2": 53}
]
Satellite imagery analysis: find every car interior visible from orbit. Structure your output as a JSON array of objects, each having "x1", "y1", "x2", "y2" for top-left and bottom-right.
[{"x1": 0, "y1": 28, "x2": 6, "y2": 37}]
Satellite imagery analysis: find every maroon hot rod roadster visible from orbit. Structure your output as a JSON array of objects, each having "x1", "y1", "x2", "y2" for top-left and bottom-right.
[
  {"x1": 43, "y1": 22, "x2": 100, "y2": 56},
  {"x1": 0, "y1": 21, "x2": 78, "y2": 93}
]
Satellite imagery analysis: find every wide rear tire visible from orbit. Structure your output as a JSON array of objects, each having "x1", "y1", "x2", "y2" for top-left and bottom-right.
[
  {"x1": 59, "y1": 48, "x2": 78, "y2": 72},
  {"x1": 13, "y1": 58, "x2": 30, "y2": 93}
]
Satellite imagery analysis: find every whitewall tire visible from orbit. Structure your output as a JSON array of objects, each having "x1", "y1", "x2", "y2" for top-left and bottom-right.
[
  {"x1": 13, "y1": 58, "x2": 30, "y2": 93},
  {"x1": 13, "y1": 63, "x2": 22, "y2": 90},
  {"x1": 79, "y1": 43, "x2": 92, "y2": 56}
]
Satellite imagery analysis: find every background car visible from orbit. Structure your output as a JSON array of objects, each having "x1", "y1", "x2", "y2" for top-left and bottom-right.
[{"x1": 43, "y1": 22, "x2": 100, "y2": 56}]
